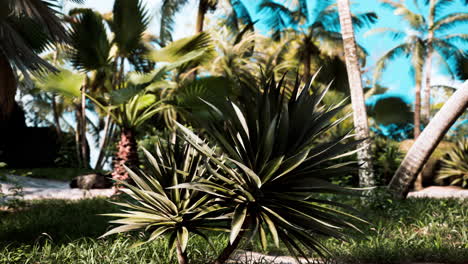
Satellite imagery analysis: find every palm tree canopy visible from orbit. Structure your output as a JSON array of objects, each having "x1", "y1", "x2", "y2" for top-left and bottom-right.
[{"x1": 373, "y1": 0, "x2": 468, "y2": 82}]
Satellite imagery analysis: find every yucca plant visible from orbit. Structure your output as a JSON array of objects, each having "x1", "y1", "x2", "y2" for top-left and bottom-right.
[
  {"x1": 175, "y1": 75, "x2": 368, "y2": 263},
  {"x1": 101, "y1": 137, "x2": 228, "y2": 264},
  {"x1": 436, "y1": 139, "x2": 468, "y2": 188}
]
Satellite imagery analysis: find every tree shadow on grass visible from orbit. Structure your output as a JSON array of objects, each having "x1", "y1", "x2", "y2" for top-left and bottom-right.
[{"x1": 0, "y1": 198, "x2": 117, "y2": 246}]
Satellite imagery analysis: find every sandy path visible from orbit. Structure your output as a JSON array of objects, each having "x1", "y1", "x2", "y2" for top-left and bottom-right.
[
  {"x1": 0, "y1": 174, "x2": 114, "y2": 201},
  {"x1": 1, "y1": 174, "x2": 467, "y2": 202}
]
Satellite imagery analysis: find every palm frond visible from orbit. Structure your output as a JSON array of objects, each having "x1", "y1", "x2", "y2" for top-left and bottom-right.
[
  {"x1": 258, "y1": 0, "x2": 294, "y2": 38},
  {"x1": 7, "y1": 0, "x2": 69, "y2": 42},
  {"x1": 36, "y1": 68, "x2": 84, "y2": 99},
  {"x1": 159, "y1": 0, "x2": 189, "y2": 47},
  {"x1": 432, "y1": 12, "x2": 468, "y2": 32},
  {"x1": 68, "y1": 8, "x2": 111, "y2": 72},
  {"x1": 226, "y1": 0, "x2": 254, "y2": 33},
  {"x1": 365, "y1": 27, "x2": 406, "y2": 40},
  {"x1": 380, "y1": 0, "x2": 426, "y2": 31},
  {"x1": 374, "y1": 43, "x2": 411, "y2": 81},
  {"x1": 112, "y1": 0, "x2": 150, "y2": 57},
  {"x1": 148, "y1": 32, "x2": 215, "y2": 66},
  {"x1": 431, "y1": 0, "x2": 457, "y2": 20}
]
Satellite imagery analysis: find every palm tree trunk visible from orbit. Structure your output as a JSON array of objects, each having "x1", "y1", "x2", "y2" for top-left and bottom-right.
[
  {"x1": 388, "y1": 82, "x2": 468, "y2": 199},
  {"x1": 422, "y1": 0, "x2": 436, "y2": 126},
  {"x1": 414, "y1": 80, "x2": 422, "y2": 138},
  {"x1": 196, "y1": 0, "x2": 207, "y2": 33},
  {"x1": 176, "y1": 241, "x2": 189, "y2": 264},
  {"x1": 0, "y1": 54, "x2": 17, "y2": 121},
  {"x1": 51, "y1": 95, "x2": 62, "y2": 140},
  {"x1": 80, "y1": 76, "x2": 90, "y2": 168},
  {"x1": 95, "y1": 113, "x2": 112, "y2": 171},
  {"x1": 422, "y1": 37, "x2": 433, "y2": 125},
  {"x1": 337, "y1": 0, "x2": 375, "y2": 187},
  {"x1": 112, "y1": 128, "x2": 139, "y2": 183},
  {"x1": 75, "y1": 108, "x2": 83, "y2": 168},
  {"x1": 303, "y1": 37, "x2": 312, "y2": 83}
]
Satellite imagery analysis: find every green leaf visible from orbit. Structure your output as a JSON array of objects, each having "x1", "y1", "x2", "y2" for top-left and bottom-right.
[
  {"x1": 230, "y1": 205, "x2": 247, "y2": 244},
  {"x1": 177, "y1": 227, "x2": 189, "y2": 253}
]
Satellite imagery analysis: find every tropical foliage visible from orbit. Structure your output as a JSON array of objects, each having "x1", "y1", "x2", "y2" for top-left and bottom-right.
[
  {"x1": 436, "y1": 138, "x2": 468, "y2": 188},
  {"x1": 0, "y1": 0, "x2": 78, "y2": 119},
  {"x1": 101, "y1": 137, "x2": 226, "y2": 263},
  {"x1": 371, "y1": 0, "x2": 468, "y2": 136},
  {"x1": 171, "y1": 76, "x2": 367, "y2": 263}
]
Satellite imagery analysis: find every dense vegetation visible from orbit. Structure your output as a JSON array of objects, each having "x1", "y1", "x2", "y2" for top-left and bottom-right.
[{"x1": 0, "y1": 0, "x2": 467, "y2": 263}]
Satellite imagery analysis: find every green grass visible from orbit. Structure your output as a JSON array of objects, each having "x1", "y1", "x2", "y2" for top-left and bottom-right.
[
  {"x1": 0, "y1": 168, "x2": 98, "y2": 182},
  {"x1": 0, "y1": 197, "x2": 467, "y2": 264}
]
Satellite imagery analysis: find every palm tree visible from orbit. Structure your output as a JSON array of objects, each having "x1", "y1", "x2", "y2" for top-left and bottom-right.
[
  {"x1": 90, "y1": 90, "x2": 163, "y2": 183},
  {"x1": 0, "y1": 0, "x2": 82, "y2": 120},
  {"x1": 67, "y1": 0, "x2": 151, "y2": 172},
  {"x1": 259, "y1": 0, "x2": 377, "y2": 84},
  {"x1": 159, "y1": 0, "x2": 252, "y2": 46},
  {"x1": 389, "y1": 82, "x2": 468, "y2": 199},
  {"x1": 337, "y1": 0, "x2": 375, "y2": 187},
  {"x1": 372, "y1": 0, "x2": 468, "y2": 137}
]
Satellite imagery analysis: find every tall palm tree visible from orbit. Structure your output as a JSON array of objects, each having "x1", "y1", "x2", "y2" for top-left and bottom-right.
[
  {"x1": 0, "y1": 0, "x2": 82, "y2": 120},
  {"x1": 337, "y1": 0, "x2": 375, "y2": 187},
  {"x1": 259, "y1": 0, "x2": 377, "y2": 84},
  {"x1": 372, "y1": 0, "x2": 468, "y2": 137},
  {"x1": 389, "y1": 82, "x2": 468, "y2": 199}
]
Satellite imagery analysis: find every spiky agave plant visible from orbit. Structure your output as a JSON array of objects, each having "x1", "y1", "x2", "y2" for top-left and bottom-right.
[
  {"x1": 436, "y1": 139, "x2": 468, "y2": 188},
  {"x1": 176, "y1": 75, "x2": 368, "y2": 263},
  {"x1": 100, "y1": 137, "x2": 228, "y2": 264}
]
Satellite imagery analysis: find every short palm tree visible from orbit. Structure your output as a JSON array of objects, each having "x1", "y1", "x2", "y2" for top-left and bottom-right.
[
  {"x1": 436, "y1": 138, "x2": 468, "y2": 188},
  {"x1": 0, "y1": 0, "x2": 82, "y2": 120},
  {"x1": 91, "y1": 88, "x2": 163, "y2": 183},
  {"x1": 371, "y1": 0, "x2": 468, "y2": 137}
]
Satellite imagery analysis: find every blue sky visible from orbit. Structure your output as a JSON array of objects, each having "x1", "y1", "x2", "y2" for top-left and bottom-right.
[{"x1": 66, "y1": 0, "x2": 468, "y2": 104}]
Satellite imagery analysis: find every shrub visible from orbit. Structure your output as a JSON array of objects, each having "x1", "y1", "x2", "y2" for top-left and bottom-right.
[
  {"x1": 104, "y1": 76, "x2": 367, "y2": 264},
  {"x1": 176, "y1": 76, "x2": 367, "y2": 263},
  {"x1": 436, "y1": 139, "x2": 468, "y2": 188},
  {"x1": 101, "y1": 137, "x2": 227, "y2": 264},
  {"x1": 373, "y1": 137, "x2": 403, "y2": 185}
]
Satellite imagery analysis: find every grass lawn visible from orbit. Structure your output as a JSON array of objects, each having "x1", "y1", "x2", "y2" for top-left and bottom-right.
[
  {"x1": 0, "y1": 168, "x2": 99, "y2": 182},
  {"x1": 0, "y1": 197, "x2": 466, "y2": 264}
]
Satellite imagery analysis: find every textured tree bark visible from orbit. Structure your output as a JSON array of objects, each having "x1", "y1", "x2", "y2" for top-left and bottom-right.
[
  {"x1": 75, "y1": 108, "x2": 83, "y2": 168},
  {"x1": 51, "y1": 95, "x2": 62, "y2": 140},
  {"x1": 176, "y1": 241, "x2": 189, "y2": 264},
  {"x1": 337, "y1": 0, "x2": 375, "y2": 187},
  {"x1": 80, "y1": 76, "x2": 90, "y2": 168},
  {"x1": 112, "y1": 128, "x2": 139, "y2": 183},
  {"x1": 0, "y1": 54, "x2": 17, "y2": 121},
  {"x1": 95, "y1": 113, "x2": 112, "y2": 171},
  {"x1": 422, "y1": 44, "x2": 433, "y2": 124},
  {"x1": 196, "y1": 0, "x2": 207, "y2": 33},
  {"x1": 422, "y1": 0, "x2": 436, "y2": 125},
  {"x1": 414, "y1": 80, "x2": 422, "y2": 138},
  {"x1": 389, "y1": 82, "x2": 468, "y2": 199}
]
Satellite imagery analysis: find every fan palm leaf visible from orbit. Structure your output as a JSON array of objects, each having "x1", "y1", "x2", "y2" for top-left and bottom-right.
[{"x1": 111, "y1": 0, "x2": 150, "y2": 58}]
